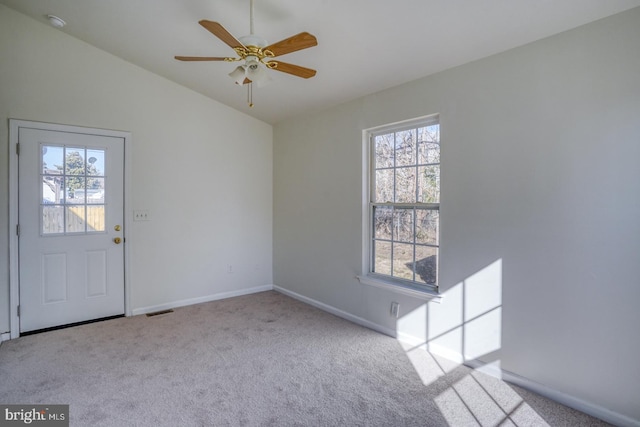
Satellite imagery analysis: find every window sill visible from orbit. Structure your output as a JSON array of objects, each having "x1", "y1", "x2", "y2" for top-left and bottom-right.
[{"x1": 356, "y1": 275, "x2": 443, "y2": 303}]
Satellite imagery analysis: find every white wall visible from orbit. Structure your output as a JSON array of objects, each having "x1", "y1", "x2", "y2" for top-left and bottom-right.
[
  {"x1": 274, "y1": 7, "x2": 640, "y2": 424},
  {"x1": 0, "y1": 5, "x2": 273, "y2": 332}
]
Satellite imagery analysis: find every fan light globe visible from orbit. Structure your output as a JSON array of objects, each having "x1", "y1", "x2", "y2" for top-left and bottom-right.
[
  {"x1": 247, "y1": 63, "x2": 271, "y2": 88},
  {"x1": 246, "y1": 57, "x2": 260, "y2": 70},
  {"x1": 229, "y1": 66, "x2": 247, "y2": 85}
]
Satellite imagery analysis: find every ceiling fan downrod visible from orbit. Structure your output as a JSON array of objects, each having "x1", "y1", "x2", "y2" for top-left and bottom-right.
[
  {"x1": 249, "y1": 0, "x2": 255, "y2": 35},
  {"x1": 246, "y1": 0, "x2": 256, "y2": 108}
]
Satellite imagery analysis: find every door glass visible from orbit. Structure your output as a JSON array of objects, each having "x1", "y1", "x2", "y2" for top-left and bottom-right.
[
  {"x1": 87, "y1": 206, "x2": 105, "y2": 232},
  {"x1": 42, "y1": 206, "x2": 64, "y2": 234},
  {"x1": 41, "y1": 145, "x2": 106, "y2": 235},
  {"x1": 66, "y1": 206, "x2": 86, "y2": 233},
  {"x1": 86, "y1": 149, "x2": 105, "y2": 175},
  {"x1": 87, "y1": 178, "x2": 105, "y2": 204}
]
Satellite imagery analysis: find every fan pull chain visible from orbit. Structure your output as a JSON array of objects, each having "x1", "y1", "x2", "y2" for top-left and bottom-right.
[{"x1": 247, "y1": 82, "x2": 254, "y2": 107}]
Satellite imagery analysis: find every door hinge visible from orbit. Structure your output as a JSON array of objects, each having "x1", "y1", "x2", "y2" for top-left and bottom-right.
[
  {"x1": 16, "y1": 142, "x2": 20, "y2": 156},
  {"x1": 17, "y1": 305, "x2": 20, "y2": 317},
  {"x1": 16, "y1": 224, "x2": 20, "y2": 236}
]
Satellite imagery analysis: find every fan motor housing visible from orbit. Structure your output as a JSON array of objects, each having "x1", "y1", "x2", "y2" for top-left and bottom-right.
[{"x1": 239, "y1": 34, "x2": 268, "y2": 48}]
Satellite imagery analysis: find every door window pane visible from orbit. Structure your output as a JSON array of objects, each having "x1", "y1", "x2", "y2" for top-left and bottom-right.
[
  {"x1": 42, "y1": 206, "x2": 64, "y2": 234},
  {"x1": 42, "y1": 145, "x2": 64, "y2": 174},
  {"x1": 87, "y1": 178, "x2": 105, "y2": 204},
  {"x1": 43, "y1": 177, "x2": 63, "y2": 204},
  {"x1": 87, "y1": 206, "x2": 105, "y2": 232},
  {"x1": 40, "y1": 145, "x2": 107, "y2": 235},
  {"x1": 66, "y1": 206, "x2": 86, "y2": 233},
  {"x1": 66, "y1": 177, "x2": 85, "y2": 204},
  {"x1": 86, "y1": 149, "x2": 105, "y2": 176},
  {"x1": 64, "y1": 148, "x2": 85, "y2": 175}
]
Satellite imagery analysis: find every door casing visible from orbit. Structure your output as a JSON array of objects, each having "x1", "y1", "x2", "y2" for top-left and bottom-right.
[{"x1": 9, "y1": 119, "x2": 132, "y2": 339}]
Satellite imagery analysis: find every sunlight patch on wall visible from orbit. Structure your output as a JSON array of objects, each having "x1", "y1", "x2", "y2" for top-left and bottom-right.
[
  {"x1": 464, "y1": 259, "x2": 502, "y2": 320},
  {"x1": 464, "y1": 307, "x2": 502, "y2": 360},
  {"x1": 426, "y1": 281, "x2": 464, "y2": 360},
  {"x1": 396, "y1": 259, "x2": 504, "y2": 381},
  {"x1": 428, "y1": 259, "x2": 503, "y2": 362},
  {"x1": 396, "y1": 258, "x2": 549, "y2": 426}
]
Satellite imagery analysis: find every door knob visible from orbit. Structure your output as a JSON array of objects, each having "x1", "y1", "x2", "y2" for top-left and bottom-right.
[{"x1": 113, "y1": 237, "x2": 122, "y2": 244}]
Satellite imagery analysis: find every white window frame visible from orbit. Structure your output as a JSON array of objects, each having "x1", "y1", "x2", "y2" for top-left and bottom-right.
[{"x1": 358, "y1": 115, "x2": 442, "y2": 302}]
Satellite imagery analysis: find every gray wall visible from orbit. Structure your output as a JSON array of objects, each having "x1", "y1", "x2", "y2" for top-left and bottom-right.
[
  {"x1": 0, "y1": 5, "x2": 273, "y2": 335},
  {"x1": 274, "y1": 8, "x2": 640, "y2": 422}
]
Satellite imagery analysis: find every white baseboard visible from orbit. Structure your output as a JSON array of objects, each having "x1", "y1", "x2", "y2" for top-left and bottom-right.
[
  {"x1": 463, "y1": 359, "x2": 640, "y2": 427},
  {"x1": 131, "y1": 285, "x2": 274, "y2": 316},
  {"x1": 273, "y1": 284, "x2": 639, "y2": 427},
  {"x1": 0, "y1": 332, "x2": 10, "y2": 343},
  {"x1": 273, "y1": 285, "x2": 397, "y2": 337}
]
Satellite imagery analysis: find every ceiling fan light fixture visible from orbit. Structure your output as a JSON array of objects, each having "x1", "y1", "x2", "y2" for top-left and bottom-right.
[
  {"x1": 246, "y1": 59, "x2": 271, "y2": 87},
  {"x1": 175, "y1": 0, "x2": 318, "y2": 106},
  {"x1": 245, "y1": 56, "x2": 260, "y2": 70},
  {"x1": 229, "y1": 65, "x2": 247, "y2": 85}
]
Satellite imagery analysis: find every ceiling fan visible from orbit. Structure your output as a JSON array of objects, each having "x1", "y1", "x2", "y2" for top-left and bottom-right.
[{"x1": 175, "y1": 0, "x2": 318, "y2": 107}]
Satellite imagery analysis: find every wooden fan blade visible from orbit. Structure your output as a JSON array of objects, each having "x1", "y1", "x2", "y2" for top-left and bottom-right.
[
  {"x1": 268, "y1": 61, "x2": 316, "y2": 79},
  {"x1": 175, "y1": 56, "x2": 233, "y2": 61},
  {"x1": 264, "y1": 32, "x2": 317, "y2": 57},
  {"x1": 199, "y1": 20, "x2": 245, "y2": 50}
]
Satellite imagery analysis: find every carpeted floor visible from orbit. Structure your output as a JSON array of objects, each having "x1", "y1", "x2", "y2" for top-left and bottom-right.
[{"x1": 0, "y1": 291, "x2": 609, "y2": 426}]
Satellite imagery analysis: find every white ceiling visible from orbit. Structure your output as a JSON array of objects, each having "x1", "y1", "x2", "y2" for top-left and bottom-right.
[{"x1": 3, "y1": 0, "x2": 640, "y2": 124}]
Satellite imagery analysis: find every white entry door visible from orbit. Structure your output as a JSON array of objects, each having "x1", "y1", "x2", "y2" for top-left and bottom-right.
[{"x1": 18, "y1": 125, "x2": 125, "y2": 333}]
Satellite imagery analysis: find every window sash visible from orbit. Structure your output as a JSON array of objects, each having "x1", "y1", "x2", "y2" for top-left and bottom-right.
[
  {"x1": 370, "y1": 204, "x2": 439, "y2": 287},
  {"x1": 367, "y1": 117, "x2": 440, "y2": 291}
]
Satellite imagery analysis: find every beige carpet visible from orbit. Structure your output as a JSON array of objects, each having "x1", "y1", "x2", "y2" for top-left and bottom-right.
[{"x1": 0, "y1": 291, "x2": 609, "y2": 426}]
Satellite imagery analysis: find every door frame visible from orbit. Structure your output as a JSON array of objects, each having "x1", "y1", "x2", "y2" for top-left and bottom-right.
[{"x1": 9, "y1": 119, "x2": 132, "y2": 339}]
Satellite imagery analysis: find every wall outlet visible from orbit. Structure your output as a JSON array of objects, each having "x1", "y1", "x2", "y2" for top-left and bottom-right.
[
  {"x1": 133, "y1": 210, "x2": 151, "y2": 221},
  {"x1": 390, "y1": 302, "x2": 400, "y2": 318},
  {"x1": 226, "y1": 264, "x2": 234, "y2": 274}
]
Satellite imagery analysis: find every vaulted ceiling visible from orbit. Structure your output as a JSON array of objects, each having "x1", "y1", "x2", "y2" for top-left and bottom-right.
[{"x1": 2, "y1": 0, "x2": 639, "y2": 124}]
